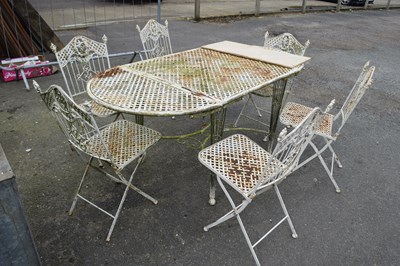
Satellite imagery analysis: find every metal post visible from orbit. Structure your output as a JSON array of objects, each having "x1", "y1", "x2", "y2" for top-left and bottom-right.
[
  {"x1": 336, "y1": 0, "x2": 342, "y2": 12},
  {"x1": 255, "y1": 0, "x2": 260, "y2": 17},
  {"x1": 302, "y1": 0, "x2": 307, "y2": 13},
  {"x1": 135, "y1": 114, "x2": 144, "y2": 125},
  {"x1": 363, "y1": 0, "x2": 368, "y2": 9},
  {"x1": 267, "y1": 79, "x2": 287, "y2": 152},
  {"x1": 194, "y1": 0, "x2": 200, "y2": 21},
  {"x1": 386, "y1": 0, "x2": 391, "y2": 9},
  {"x1": 157, "y1": 0, "x2": 161, "y2": 22}
]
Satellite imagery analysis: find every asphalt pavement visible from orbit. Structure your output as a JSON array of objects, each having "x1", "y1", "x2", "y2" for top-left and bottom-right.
[{"x1": 0, "y1": 9, "x2": 399, "y2": 266}]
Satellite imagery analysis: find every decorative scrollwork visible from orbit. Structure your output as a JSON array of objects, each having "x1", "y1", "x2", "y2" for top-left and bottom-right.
[
  {"x1": 36, "y1": 83, "x2": 95, "y2": 153},
  {"x1": 340, "y1": 62, "x2": 375, "y2": 124},
  {"x1": 137, "y1": 19, "x2": 173, "y2": 60},
  {"x1": 264, "y1": 32, "x2": 310, "y2": 56}
]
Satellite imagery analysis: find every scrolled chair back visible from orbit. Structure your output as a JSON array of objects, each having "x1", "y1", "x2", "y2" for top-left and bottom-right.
[
  {"x1": 254, "y1": 107, "x2": 322, "y2": 193},
  {"x1": 51, "y1": 35, "x2": 111, "y2": 98},
  {"x1": 136, "y1": 19, "x2": 173, "y2": 60},
  {"x1": 264, "y1": 31, "x2": 310, "y2": 56},
  {"x1": 33, "y1": 80, "x2": 110, "y2": 161},
  {"x1": 338, "y1": 61, "x2": 375, "y2": 129}
]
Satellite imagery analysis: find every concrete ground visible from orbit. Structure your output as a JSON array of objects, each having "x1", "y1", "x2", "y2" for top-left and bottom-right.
[
  {"x1": 1, "y1": 9, "x2": 400, "y2": 266},
  {"x1": 31, "y1": 0, "x2": 400, "y2": 29}
]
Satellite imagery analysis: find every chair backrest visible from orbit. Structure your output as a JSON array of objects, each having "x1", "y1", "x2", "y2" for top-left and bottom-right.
[
  {"x1": 263, "y1": 32, "x2": 310, "y2": 93},
  {"x1": 263, "y1": 31, "x2": 310, "y2": 56},
  {"x1": 51, "y1": 35, "x2": 111, "y2": 99},
  {"x1": 136, "y1": 19, "x2": 173, "y2": 60},
  {"x1": 254, "y1": 107, "x2": 322, "y2": 192},
  {"x1": 33, "y1": 80, "x2": 114, "y2": 164},
  {"x1": 335, "y1": 61, "x2": 375, "y2": 134}
]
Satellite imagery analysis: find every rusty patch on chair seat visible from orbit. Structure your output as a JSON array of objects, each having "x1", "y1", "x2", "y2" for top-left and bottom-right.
[
  {"x1": 283, "y1": 107, "x2": 308, "y2": 123},
  {"x1": 224, "y1": 151, "x2": 261, "y2": 183},
  {"x1": 319, "y1": 115, "x2": 330, "y2": 129},
  {"x1": 95, "y1": 67, "x2": 126, "y2": 79}
]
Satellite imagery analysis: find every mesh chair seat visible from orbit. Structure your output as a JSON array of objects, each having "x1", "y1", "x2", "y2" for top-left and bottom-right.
[
  {"x1": 281, "y1": 102, "x2": 334, "y2": 138},
  {"x1": 199, "y1": 134, "x2": 286, "y2": 195},
  {"x1": 86, "y1": 120, "x2": 161, "y2": 171}
]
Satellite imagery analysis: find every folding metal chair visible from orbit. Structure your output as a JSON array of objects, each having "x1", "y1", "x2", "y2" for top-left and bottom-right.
[
  {"x1": 136, "y1": 19, "x2": 173, "y2": 60},
  {"x1": 51, "y1": 35, "x2": 118, "y2": 118},
  {"x1": 234, "y1": 32, "x2": 310, "y2": 141},
  {"x1": 34, "y1": 81, "x2": 161, "y2": 241},
  {"x1": 199, "y1": 107, "x2": 323, "y2": 266},
  {"x1": 280, "y1": 61, "x2": 375, "y2": 192}
]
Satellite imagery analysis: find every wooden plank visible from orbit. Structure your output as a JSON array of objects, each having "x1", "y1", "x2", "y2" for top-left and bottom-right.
[
  {"x1": 12, "y1": 0, "x2": 64, "y2": 51},
  {"x1": 1, "y1": 0, "x2": 22, "y2": 57},
  {"x1": 203, "y1": 41, "x2": 311, "y2": 68},
  {"x1": 0, "y1": 0, "x2": 36, "y2": 57}
]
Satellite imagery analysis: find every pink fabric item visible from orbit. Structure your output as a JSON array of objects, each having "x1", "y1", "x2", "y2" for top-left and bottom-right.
[{"x1": 1, "y1": 58, "x2": 53, "y2": 82}]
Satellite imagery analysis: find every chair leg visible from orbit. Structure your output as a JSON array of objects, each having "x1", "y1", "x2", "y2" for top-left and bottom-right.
[
  {"x1": 204, "y1": 177, "x2": 249, "y2": 231},
  {"x1": 117, "y1": 155, "x2": 158, "y2": 205},
  {"x1": 291, "y1": 144, "x2": 320, "y2": 173},
  {"x1": 127, "y1": 183, "x2": 158, "y2": 205},
  {"x1": 236, "y1": 213, "x2": 261, "y2": 266},
  {"x1": 106, "y1": 155, "x2": 157, "y2": 241},
  {"x1": 204, "y1": 201, "x2": 247, "y2": 231},
  {"x1": 74, "y1": 142, "x2": 103, "y2": 167},
  {"x1": 279, "y1": 83, "x2": 293, "y2": 113},
  {"x1": 234, "y1": 94, "x2": 270, "y2": 142},
  {"x1": 250, "y1": 96, "x2": 272, "y2": 143},
  {"x1": 309, "y1": 142, "x2": 341, "y2": 193},
  {"x1": 274, "y1": 185, "x2": 297, "y2": 238},
  {"x1": 205, "y1": 179, "x2": 300, "y2": 265},
  {"x1": 97, "y1": 158, "x2": 104, "y2": 168},
  {"x1": 113, "y1": 112, "x2": 126, "y2": 122},
  {"x1": 234, "y1": 96, "x2": 251, "y2": 127},
  {"x1": 204, "y1": 178, "x2": 300, "y2": 265},
  {"x1": 203, "y1": 177, "x2": 260, "y2": 265},
  {"x1": 234, "y1": 94, "x2": 264, "y2": 128},
  {"x1": 249, "y1": 94, "x2": 263, "y2": 117},
  {"x1": 324, "y1": 137, "x2": 343, "y2": 168},
  {"x1": 69, "y1": 157, "x2": 93, "y2": 215},
  {"x1": 292, "y1": 139, "x2": 330, "y2": 173},
  {"x1": 204, "y1": 208, "x2": 236, "y2": 232},
  {"x1": 106, "y1": 170, "x2": 134, "y2": 242},
  {"x1": 69, "y1": 154, "x2": 158, "y2": 241}
]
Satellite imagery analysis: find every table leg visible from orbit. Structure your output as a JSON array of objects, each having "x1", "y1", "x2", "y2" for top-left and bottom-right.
[
  {"x1": 267, "y1": 78, "x2": 288, "y2": 152},
  {"x1": 135, "y1": 115, "x2": 144, "y2": 125},
  {"x1": 208, "y1": 108, "x2": 227, "y2": 205}
]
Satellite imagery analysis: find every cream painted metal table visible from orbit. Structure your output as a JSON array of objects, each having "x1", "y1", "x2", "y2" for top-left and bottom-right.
[{"x1": 87, "y1": 45, "x2": 305, "y2": 205}]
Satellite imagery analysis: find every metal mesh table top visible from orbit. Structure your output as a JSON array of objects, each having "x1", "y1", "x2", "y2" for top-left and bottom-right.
[{"x1": 87, "y1": 47, "x2": 302, "y2": 116}]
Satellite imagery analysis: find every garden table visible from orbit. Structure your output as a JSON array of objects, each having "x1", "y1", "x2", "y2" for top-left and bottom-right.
[{"x1": 87, "y1": 41, "x2": 309, "y2": 205}]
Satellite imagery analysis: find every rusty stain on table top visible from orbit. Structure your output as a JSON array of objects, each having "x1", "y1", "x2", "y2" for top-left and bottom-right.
[{"x1": 88, "y1": 47, "x2": 302, "y2": 116}]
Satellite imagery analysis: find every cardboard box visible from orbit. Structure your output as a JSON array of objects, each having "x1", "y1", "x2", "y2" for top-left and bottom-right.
[{"x1": 1, "y1": 55, "x2": 55, "y2": 82}]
